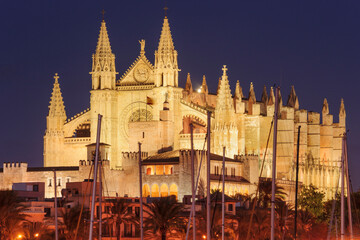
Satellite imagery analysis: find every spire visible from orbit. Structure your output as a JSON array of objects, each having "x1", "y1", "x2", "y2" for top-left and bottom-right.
[
  {"x1": 234, "y1": 80, "x2": 243, "y2": 100},
  {"x1": 322, "y1": 98, "x2": 329, "y2": 115},
  {"x1": 268, "y1": 87, "x2": 275, "y2": 105},
  {"x1": 261, "y1": 85, "x2": 268, "y2": 103},
  {"x1": 48, "y1": 73, "x2": 66, "y2": 120},
  {"x1": 201, "y1": 75, "x2": 208, "y2": 94},
  {"x1": 339, "y1": 98, "x2": 346, "y2": 117},
  {"x1": 287, "y1": 86, "x2": 299, "y2": 109},
  {"x1": 215, "y1": 65, "x2": 235, "y2": 123},
  {"x1": 154, "y1": 17, "x2": 179, "y2": 87},
  {"x1": 248, "y1": 82, "x2": 256, "y2": 103},
  {"x1": 91, "y1": 20, "x2": 117, "y2": 90},
  {"x1": 157, "y1": 17, "x2": 175, "y2": 57},
  {"x1": 94, "y1": 20, "x2": 114, "y2": 66},
  {"x1": 185, "y1": 73, "x2": 193, "y2": 92}
]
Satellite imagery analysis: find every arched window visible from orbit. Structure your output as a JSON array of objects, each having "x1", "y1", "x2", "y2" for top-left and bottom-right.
[
  {"x1": 143, "y1": 184, "x2": 150, "y2": 197},
  {"x1": 146, "y1": 166, "x2": 154, "y2": 175},
  {"x1": 169, "y1": 184, "x2": 178, "y2": 200},
  {"x1": 160, "y1": 184, "x2": 169, "y2": 197},
  {"x1": 151, "y1": 184, "x2": 160, "y2": 198}
]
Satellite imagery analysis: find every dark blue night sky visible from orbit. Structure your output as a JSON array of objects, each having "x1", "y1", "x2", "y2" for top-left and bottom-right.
[{"x1": 1, "y1": 1, "x2": 359, "y2": 189}]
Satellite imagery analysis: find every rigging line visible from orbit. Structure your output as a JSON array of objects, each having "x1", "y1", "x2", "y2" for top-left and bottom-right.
[
  {"x1": 74, "y1": 163, "x2": 94, "y2": 240},
  {"x1": 246, "y1": 119, "x2": 274, "y2": 240},
  {"x1": 327, "y1": 164, "x2": 342, "y2": 240},
  {"x1": 101, "y1": 162, "x2": 110, "y2": 199},
  {"x1": 185, "y1": 132, "x2": 208, "y2": 240},
  {"x1": 346, "y1": 139, "x2": 360, "y2": 226},
  {"x1": 210, "y1": 161, "x2": 226, "y2": 235}
]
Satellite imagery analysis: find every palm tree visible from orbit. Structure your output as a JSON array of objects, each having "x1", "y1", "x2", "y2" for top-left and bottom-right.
[
  {"x1": 60, "y1": 204, "x2": 89, "y2": 240},
  {"x1": 107, "y1": 198, "x2": 133, "y2": 240},
  {"x1": 144, "y1": 196, "x2": 184, "y2": 240},
  {"x1": 258, "y1": 180, "x2": 286, "y2": 208},
  {"x1": 0, "y1": 190, "x2": 28, "y2": 239},
  {"x1": 22, "y1": 222, "x2": 50, "y2": 240}
]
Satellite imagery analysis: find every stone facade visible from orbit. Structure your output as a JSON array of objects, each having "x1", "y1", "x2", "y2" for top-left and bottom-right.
[{"x1": 0, "y1": 15, "x2": 346, "y2": 200}]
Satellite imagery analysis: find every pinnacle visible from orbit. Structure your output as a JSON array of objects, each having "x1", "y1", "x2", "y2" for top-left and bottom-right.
[
  {"x1": 339, "y1": 98, "x2": 346, "y2": 117},
  {"x1": 268, "y1": 87, "x2": 275, "y2": 105},
  {"x1": 185, "y1": 73, "x2": 193, "y2": 92},
  {"x1": 261, "y1": 85, "x2": 268, "y2": 103},
  {"x1": 48, "y1": 73, "x2": 66, "y2": 119},
  {"x1": 248, "y1": 82, "x2": 256, "y2": 103},
  {"x1": 322, "y1": 98, "x2": 329, "y2": 115},
  {"x1": 287, "y1": 86, "x2": 299, "y2": 109},
  {"x1": 201, "y1": 75, "x2": 208, "y2": 94},
  {"x1": 234, "y1": 80, "x2": 243, "y2": 100}
]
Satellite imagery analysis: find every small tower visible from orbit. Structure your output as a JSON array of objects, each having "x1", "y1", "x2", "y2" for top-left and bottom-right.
[
  {"x1": 213, "y1": 65, "x2": 238, "y2": 157},
  {"x1": 154, "y1": 16, "x2": 180, "y2": 87},
  {"x1": 44, "y1": 73, "x2": 67, "y2": 166},
  {"x1": 90, "y1": 19, "x2": 117, "y2": 90},
  {"x1": 90, "y1": 19, "x2": 119, "y2": 168}
]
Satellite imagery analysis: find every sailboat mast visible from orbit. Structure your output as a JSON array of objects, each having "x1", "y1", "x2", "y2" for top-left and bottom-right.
[
  {"x1": 344, "y1": 134, "x2": 353, "y2": 238},
  {"x1": 99, "y1": 158, "x2": 102, "y2": 240},
  {"x1": 341, "y1": 134, "x2": 345, "y2": 240},
  {"x1": 207, "y1": 111, "x2": 211, "y2": 240},
  {"x1": 222, "y1": 146, "x2": 225, "y2": 240},
  {"x1": 54, "y1": 170, "x2": 58, "y2": 240},
  {"x1": 294, "y1": 125, "x2": 301, "y2": 239},
  {"x1": 190, "y1": 123, "x2": 196, "y2": 240},
  {"x1": 139, "y1": 142, "x2": 144, "y2": 240},
  {"x1": 89, "y1": 114, "x2": 102, "y2": 240},
  {"x1": 271, "y1": 87, "x2": 279, "y2": 240}
]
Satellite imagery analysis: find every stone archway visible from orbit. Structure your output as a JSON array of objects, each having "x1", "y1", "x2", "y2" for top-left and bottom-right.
[{"x1": 181, "y1": 115, "x2": 207, "y2": 134}]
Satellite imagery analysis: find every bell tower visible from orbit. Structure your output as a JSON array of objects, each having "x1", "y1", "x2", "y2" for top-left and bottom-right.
[{"x1": 90, "y1": 19, "x2": 119, "y2": 168}]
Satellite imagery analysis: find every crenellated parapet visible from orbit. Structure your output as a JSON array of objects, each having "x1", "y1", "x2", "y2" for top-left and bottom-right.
[
  {"x1": 2, "y1": 162, "x2": 28, "y2": 169},
  {"x1": 78, "y1": 159, "x2": 110, "y2": 166}
]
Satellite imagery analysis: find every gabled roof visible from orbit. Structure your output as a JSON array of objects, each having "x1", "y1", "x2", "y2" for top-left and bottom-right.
[{"x1": 117, "y1": 54, "x2": 154, "y2": 84}]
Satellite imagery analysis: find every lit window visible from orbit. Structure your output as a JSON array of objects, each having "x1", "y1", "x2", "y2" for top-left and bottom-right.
[
  {"x1": 165, "y1": 165, "x2": 173, "y2": 175},
  {"x1": 155, "y1": 165, "x2": 164, "y2": 175}
]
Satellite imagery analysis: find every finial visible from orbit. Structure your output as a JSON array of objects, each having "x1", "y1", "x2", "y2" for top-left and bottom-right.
[
  {"x1": 54, "y1": 73, "x2": 59, "y2": 82},
  {"x1": 139, "y1": 39, "x2": 145, "y2": 56},
  {"x1": 222, "y1": 65, "x2": 228, "y2": 76},
  {"x1": 101, "y1": 9, "x2": 106, "y2": 21},
  {"x1": 164, "y1": 6, "x2": 168, "y2": 17}
]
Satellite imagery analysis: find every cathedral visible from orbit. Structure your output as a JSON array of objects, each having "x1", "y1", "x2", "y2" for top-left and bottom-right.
[{"x1": 0, "y1": 14, "x2": 346, "y2": 201}]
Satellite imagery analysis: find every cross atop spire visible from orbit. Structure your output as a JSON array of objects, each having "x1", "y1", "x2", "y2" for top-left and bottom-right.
[
  {"x1": 222, "y1": 65, "x2": 228, "y2": 76},
  {"x1": 54, "y1": 73, "x2": 59, "y2": 83},
  {"x1": 101, "y1": 9, "x2": 106, "y2": 21},
  {"x1": 164, "y1": 6, "x2": 168, "y2": 17}
]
